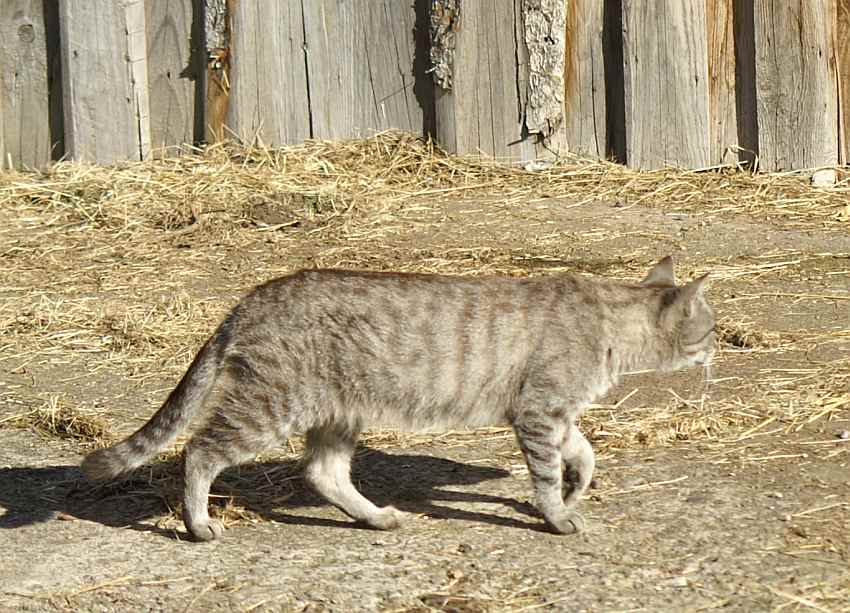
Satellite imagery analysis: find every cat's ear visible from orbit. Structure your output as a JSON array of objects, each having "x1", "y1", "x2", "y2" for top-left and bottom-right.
[
  {"x1": 678, "y1": 273, "x2": 710, "y2": 316},
  {"x1": 641, "y1": 256, "x2": 676, "y2": 287}
]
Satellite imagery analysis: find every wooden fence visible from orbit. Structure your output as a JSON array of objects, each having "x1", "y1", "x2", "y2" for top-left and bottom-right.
[{"x1": 1, "y1": 0, "x2": 849, "y2": 172}]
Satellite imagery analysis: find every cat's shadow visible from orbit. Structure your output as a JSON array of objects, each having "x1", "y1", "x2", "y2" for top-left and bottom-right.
[{"x1": 0, "y1": 448, "x2": 546, "y2": 540}]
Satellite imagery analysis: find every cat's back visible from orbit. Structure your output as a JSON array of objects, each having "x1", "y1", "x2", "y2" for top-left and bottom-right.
[{"x1": 241, "y1": 267, "x2": 621, "y2": 328}]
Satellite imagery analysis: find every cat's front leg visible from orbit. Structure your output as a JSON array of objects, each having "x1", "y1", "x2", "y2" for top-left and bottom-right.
[
  {"x1": 561, "y1": 425, "x2": 595, "y2": 508},
  {"x1": 513, "y1": 415, "x2": 585, "y2": 534}
]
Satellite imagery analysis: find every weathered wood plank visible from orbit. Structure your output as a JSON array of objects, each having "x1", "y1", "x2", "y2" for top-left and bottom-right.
[
  {"x1": 59, "y1": 0, "x2": 149, "y2": 163},
  {"x1": 126, "y1": 0, "x2": 150, "y2": 158},
  {"x1": 0, "y1": 0, "x2": 51, "y2": 169},
  {"x1": 563, "y1": 0, "x2": 605, "y2": 158},
  {"x1": 145, "y1": 0, "x2": 195, "y2": 152},
  {"x1": 753, "y1": 0, "x2": 838, "y2": 171},
  {"x1": 0, "y1": 77, "x2": 4, "y2": 169},
  {"x1": 622, "y1": 0, "x2": 710, "y2": 169},
  {"x1": 838, "y1": 0, "x2": 850, "y2": 165},
  {"x1": 363, "y1": 1, "x2": 421, "y2": 133},
  {"x1": 301, "y1": 1, "x2": 421, "y2": 140},
  {"x1": 435, "y1": 0, "x2": 564, "y2": 160},
  {"x1": 706, "y1": 0, "x2": 738, "y2": 165},
  {"x1": 227, "y1": 0, "x2": 310, "y2": 144}
]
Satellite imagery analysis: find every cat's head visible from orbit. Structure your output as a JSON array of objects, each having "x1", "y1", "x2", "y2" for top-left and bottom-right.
[{"x1": 641, "y1": 257, "x2": 716, "y2": 371}]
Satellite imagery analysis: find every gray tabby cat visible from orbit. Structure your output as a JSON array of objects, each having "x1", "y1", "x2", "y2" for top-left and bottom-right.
[{"x1": 82, "y1": 256, "x2": 715, "y2": 541}]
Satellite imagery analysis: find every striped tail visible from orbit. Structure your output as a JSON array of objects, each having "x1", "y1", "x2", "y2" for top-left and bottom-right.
[{"x1": 81, "y1": 326, "x2": 229, "y2": 481}]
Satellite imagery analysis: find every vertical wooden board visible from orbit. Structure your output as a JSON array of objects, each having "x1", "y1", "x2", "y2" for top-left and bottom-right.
[
  {"x1": 436, "y1": 0, "x2": 541, "y2": 159},
  {"x1": 145, "y1": 0, "x2": 194, "y2": 152},
  {"x1": 303, "y1": 1, "x2": 420, "y2": 140},
  {"x1": 706, "y1": 0, "x2": 738, "y2": 165},
  {"x1": 227, "y1": 0, "x2": 310, "y2": 145},
  {"x1": 302, "y1": 0, "x2": 352, "y2": 139},
  {"x1": 485, "y1": 0, "x2": 528, "y2": 158},
  {"x1": 59, "y1": 0, "x2": 146, "y2": 163},
  {"x1": 622, "y1": 0, "x2": 710, "y2": 169},
  {"x1": 753, "y1": 0, "x2": 837, "y2": 171},
  {"x1": 0, "y1": 87, "x2": 4, "y2": 169},
  {"x1": 838, "y1": 0, "x2": 850, "y2": 165},
  {"x1": 460, "y1": 0, "x2": 515, "y2": 157},
  {"x1": 0, "y1": 0, "x2": 51, "y2": 169},
  {"x1": 563, "y1": 0, "x2": 606, "y2": 158},
  {"x1": 126, "y1": 0, "x2": 150, "y2": 158},
  {"x1": 363, "y1": 2, "x2": 422, "y2": 133}
]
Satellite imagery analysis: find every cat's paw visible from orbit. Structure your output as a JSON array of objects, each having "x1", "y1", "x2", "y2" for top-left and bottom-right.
[
  {"x1": 546, "y1": 511, "x2": 585, "y2": 535},
  {"x1": 367, "y1": 506, "x2": 406, "y2": 530},
  {"x1": 186, "y1": 518, "x2": 224, "y2": 542}
]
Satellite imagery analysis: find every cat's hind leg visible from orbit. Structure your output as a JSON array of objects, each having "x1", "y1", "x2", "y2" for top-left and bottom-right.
[
  {"x1": 561, "y1": 424, "x2": 595, "y2": 509},
  {"x1": 183, "y1": 403, "x2": 288, "y2": 541},
  {"x1": 303, "y1": 425, "x2": 406, "y2": 530},
  {"x1": 514, "y1": 414, "x2": 585, "y2": 534}
]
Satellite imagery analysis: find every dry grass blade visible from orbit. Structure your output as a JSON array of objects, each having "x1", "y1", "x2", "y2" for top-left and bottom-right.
[{"x1": 0, "y1": 396, "x2": 112, "y2": 446}]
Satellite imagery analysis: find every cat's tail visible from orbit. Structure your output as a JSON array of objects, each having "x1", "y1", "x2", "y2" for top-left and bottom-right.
[{"x1": 81, "y1": 322, "x2": 231, "y2": 482}]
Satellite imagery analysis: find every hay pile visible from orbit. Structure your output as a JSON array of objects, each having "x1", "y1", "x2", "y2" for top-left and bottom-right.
[{"x1": 2, "y1": 130, "x2": 848, "y2": 237}]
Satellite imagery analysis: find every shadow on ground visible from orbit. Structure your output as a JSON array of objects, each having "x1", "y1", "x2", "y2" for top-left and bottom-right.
[{"x1": 0, "y1": 449, "x2": 544, "y2": 539}]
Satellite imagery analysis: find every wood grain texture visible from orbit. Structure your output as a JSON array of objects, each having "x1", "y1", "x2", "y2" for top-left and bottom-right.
[
  {"x1": 436, "y1": 0, "x2": 502, "y2": 156},
  {"x1": 145, "y1": 0, "x2": 195, "y2": 152},
  {"x1": 302, "y1": 0, "x2": 420, "y2": 140},
  {"x1": 838, "y1": 0, "x2": 850, "y2": 165},
  {"x1": 0, "y1": 0, "x2": 51, "y2": 169},
  {"x1": 436, "y1": 0, "x2": 562, "y2": 160},
  {"x1": 126, "y1": 0, "x2": 150, "y2": 158},
  {"x1": 706, "y1": 0, "x2": 738, "y2": 165},
  {"x1": 563, "y1": 0, "x2": 605, "y2": 158},
  {"x1": 59, "y1": 0, "x2": 146, "y2": 163},
  {"x1": 753, "y1": 0, "x2": 838, "y2": 171},
  {"x1": 0, "y1": 73, "x2": 4, "y2": 169},
  {"x1": 622, "y1": 0, "x2": 710, "y2": 169},
  {"x1": 227, "y1": 0, "x2": 309, "y2": 144},
  {"x1": 365, "y1": 1, "x2": 421, "y2": 133}
]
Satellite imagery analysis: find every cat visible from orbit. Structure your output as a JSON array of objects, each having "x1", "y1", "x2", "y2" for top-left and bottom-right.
[{"x1": 82, "y1": 256, "x2": 715, "y2": 541}]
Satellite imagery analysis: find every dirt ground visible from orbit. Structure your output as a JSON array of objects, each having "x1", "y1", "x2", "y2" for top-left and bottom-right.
[{"x1": 1, "y1": 145, "x2": 848, "y2": 611}]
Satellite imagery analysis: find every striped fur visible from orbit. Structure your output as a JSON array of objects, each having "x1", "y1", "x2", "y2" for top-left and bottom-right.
[{"x1": 82, "y1": 257, "x2": 715, "y2": 540}]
